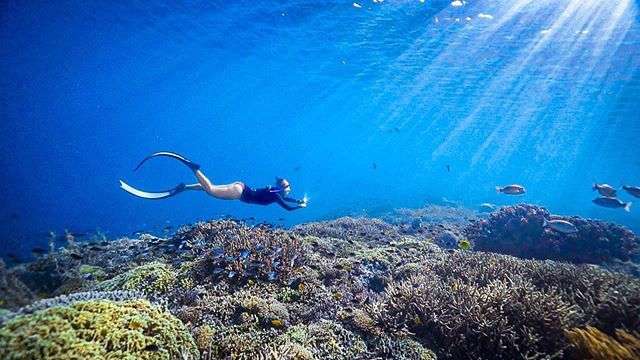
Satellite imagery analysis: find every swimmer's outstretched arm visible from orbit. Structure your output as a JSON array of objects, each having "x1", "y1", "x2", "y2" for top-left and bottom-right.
[
  {"x1": 276, "y1": 194, "x2": 305, "y2": 211},
  {"x1": 282, "y1": 196, "x2": 305, "y2": 204}
]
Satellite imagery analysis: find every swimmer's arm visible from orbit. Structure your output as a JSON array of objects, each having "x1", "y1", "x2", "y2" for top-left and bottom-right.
[
  {"x1": 276, "y1": 194, "x2": 304, "y2": 211},
  {"x1": 282, "y1": 196, "x2": 305, "y2": 204}
]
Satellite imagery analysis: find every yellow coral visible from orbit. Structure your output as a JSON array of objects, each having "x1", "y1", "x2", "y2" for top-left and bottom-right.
[
  {"x1": 98, "y1": 262, "x2": 176, "y2": 295},
  {"x1": 565, "y1": 326, "x2": 640, "y2": 360},
  {"x1": 0, "y1": 299, "x2": 199, "y2": 360}
]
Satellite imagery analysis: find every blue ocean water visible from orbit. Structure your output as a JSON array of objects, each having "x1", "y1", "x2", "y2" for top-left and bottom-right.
[{"x1": 1, "y1": 0, "x2": 639, "y2": 258}]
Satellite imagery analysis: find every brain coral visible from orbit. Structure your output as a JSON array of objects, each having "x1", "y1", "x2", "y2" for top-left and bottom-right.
[{"x1": 0, "y1": 299, "x2": 199, "y2": 360}]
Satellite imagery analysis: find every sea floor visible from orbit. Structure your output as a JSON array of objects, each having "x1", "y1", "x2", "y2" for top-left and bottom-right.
[{"x1": 1, "y1": 203, "x2": 639, "y2": 359}]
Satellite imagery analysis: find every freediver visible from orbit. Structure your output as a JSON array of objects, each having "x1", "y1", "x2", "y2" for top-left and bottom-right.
[{"x1": 119, "y1": 152, "x2": 308, "y2": 211}]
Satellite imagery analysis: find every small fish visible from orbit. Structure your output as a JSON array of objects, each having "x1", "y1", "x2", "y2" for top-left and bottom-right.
[
  {"x1": 228, "y1": 271, "x2": 236, "y2": 279},
  {"x1": 7, "y1": 253, "x2": 23, "y2": 263},
  {"x1": 622, "y1": 185, "x2": 640, "y2": 198},
  {"x1": 496, "y1": 184, "x2": 526, "y2": 195},
  {"x1": 593, "y1": 183, "x2": 617, "y2": 197},
  {"x1": 543, "y1": 218, "x2": 578, "y2": 234},
  {"x1": 372, "y1": 162, "x2": 377, "y2": 170},
  {"x1": 31, "y1": 247, "x2": 46, "y2": 255},
  {"x1": 212, "y1": 247, "x2": 225, "y2": 257},
  {"x1": 478, "y1": 203, "x2": 496, "y2": 212},
  {"x1": 446, "y1": 164, "x2": 450, "y2": 172},
  {"x1": 68, "y1": 252, "x2": 83, "y2": 260},
  {"x1": 457, "y1": 239, "x2": 472, "y2": 250},
  {"x1": 239, "y1": 249, "x2": 250, "y2": 259},
  {"x1": 267, "y1": 271, "x2": 277, "y2": 281},
  {"x1": 293, "y1": 165, "x2": 301, "y2": 172},
  {"x1": 592, "y1": 197, "x2": 632, "y2": 212}
]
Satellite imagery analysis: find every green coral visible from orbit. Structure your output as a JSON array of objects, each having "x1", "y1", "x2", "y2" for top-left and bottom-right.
[
  {"x1": 97, "y1": 262, "x2": 176, "y2": 295},
  {"x1": 281, "y1": 320, "x2": 367, "y2": 359},
  {"x1": 0, "y1": 299, "x2": 199, "y2": 360},
  {"x1": 78, "y1": 265, "x2": 106, "y2": 280}
]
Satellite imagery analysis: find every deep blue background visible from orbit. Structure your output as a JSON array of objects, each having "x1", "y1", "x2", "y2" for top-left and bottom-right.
[{"x1": 1, "y1": 0, "x2": 639, "y2": 258}]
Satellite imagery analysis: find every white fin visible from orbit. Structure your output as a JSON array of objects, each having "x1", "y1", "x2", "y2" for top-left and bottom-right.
[
  {"x1": 542, "y1": 218, "x2": 548, "y2": 227},
  {"x1": 625, "y1": 202, "x2": 632, "y2": 212}
]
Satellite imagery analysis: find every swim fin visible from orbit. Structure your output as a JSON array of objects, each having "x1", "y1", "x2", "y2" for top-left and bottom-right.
[
  {"x1": 134, "y1": 151, "x2": 200, "y2": 172},
  {"x1": 119, "y1": 180, "x2": 186, "y2": 200}
]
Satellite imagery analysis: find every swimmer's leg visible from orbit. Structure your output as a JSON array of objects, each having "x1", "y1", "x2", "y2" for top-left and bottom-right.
[{"x1": 194, "y1": 170, "x2": 244, "y2": 200}]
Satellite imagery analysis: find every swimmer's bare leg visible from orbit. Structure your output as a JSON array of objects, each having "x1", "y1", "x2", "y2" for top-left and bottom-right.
[{"x1": 194, "y1": 170, "x2": 244, "y2": 200}]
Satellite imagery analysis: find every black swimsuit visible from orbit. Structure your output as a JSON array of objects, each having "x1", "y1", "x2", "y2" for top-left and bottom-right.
[
  {"x1": 240, "y1": 185, "x2": 280, "y2": 205},
  {"x1": 240, "y1": 184, "x2": 304, "y2": 211}
]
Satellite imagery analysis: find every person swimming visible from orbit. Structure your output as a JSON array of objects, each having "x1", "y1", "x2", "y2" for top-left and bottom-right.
[{"x1": 119, "y1": 151, "x2": 308, "y2": 211}]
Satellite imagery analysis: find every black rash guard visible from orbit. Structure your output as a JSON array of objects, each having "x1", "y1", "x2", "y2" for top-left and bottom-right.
[{"x1": 240, "y1": 185, "x2": 304, "y2": 211}]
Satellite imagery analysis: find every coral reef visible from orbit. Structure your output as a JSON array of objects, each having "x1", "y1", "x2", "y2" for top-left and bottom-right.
[
  {"x1": 465, "y1": 204, "x2": 639, "y2": 265},
  {"x1": 565, "y1": 326, "x2": 640, "y2": 360},
  {"x1": 0, "y1": 299, "x2": 199, "y2": 360},
  {"x1": 292, "y1": 216, "x2": 403, "y2": 245},
  {"x1": 2, "y1": 205, "x2": 639, "y2": 359}
]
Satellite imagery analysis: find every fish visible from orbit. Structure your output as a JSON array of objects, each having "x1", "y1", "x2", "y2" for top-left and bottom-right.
[
  {"x1": 543, "y1": 218, "x2": 578, "y2": 234},
  {"x1": 496, "y1": 184, "x2": 526, "y2": 195},
  {"x1": 31, "y1": 247, "x2": 47, "y2": 255},
  {"x1": 7, "y1": 253, "x2": 24, "y2": 263},
  {"x1": 622, "y1": 185, "x2": 640, "y2": 198},
  {"x1": 239, "y1": 249, "x2": 250, "y2": 259},
  {"x1": 372, "y1": 162, "x2": 377, "y2": 170},
  {"x1": 267, "y1": 271, "x2": 277, "y2": 281},
  {"x1": 593, "y1": 183, "x2": 617, "y2": 197},
  {"x1": 68, "y1": 252, "x2": 83, "y2": 260},
  {"x1": 446, "y1": 164, "x2": 450, "y2": 172},
  {"x1": 479, "y1": 203, "x2": 496, "y2": 212},
  {"x1": 457, "y1": 239, "x2": 472, "y2": 250},
  {"x1": 592, "y1": 197, "x2": 632, "y2": 212},
  {"x1": 211, "y1": 247, "x2": 225, "y2": 257}
]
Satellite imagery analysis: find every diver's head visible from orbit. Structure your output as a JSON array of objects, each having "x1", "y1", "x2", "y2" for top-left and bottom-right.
[{"x1": 276, "y1": 177, "x2": 291, "y2": 195}]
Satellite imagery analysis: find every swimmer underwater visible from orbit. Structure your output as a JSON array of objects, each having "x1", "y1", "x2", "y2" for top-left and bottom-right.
[{"x1": 119, "y1": 151, "x2": 308, "y2": 211}]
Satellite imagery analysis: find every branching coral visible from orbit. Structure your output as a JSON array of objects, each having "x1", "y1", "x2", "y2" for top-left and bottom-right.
[
  {"x1": 175, "y1": 220, "x2": 305, "y2": 285},
  {"x1": 565, "y1": 326, "x2": 640, "y2": 360},
  {"x1": 0, "y1": 299, "x2": 199, "y2": 360}
]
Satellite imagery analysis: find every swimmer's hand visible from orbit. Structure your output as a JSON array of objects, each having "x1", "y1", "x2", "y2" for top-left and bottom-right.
[{"x1": 299, "y1": 195, "x2": 309, "y2": 207}]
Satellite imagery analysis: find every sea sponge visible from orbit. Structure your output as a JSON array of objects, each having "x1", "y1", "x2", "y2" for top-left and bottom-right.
[
  {"x1": 565, "y1": 326, "x2": 640, "y2": 360},
  {"x1": 0, "y1": 299, "x2": 199, "y2": 360},
  {"x1": 97, "y1": 261, "x2": 177, "y2": 295}
]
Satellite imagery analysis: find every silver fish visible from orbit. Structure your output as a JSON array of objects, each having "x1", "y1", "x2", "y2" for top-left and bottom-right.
[
  {"x1": 543, "y1": 218, "x2": 578, "y2": 234},
  {"x1": 593, "y1": 183, "x2": 616, "y2": 197},
  {"x1": 479, "y1": 203, "x2": 496, "y2": 212},
  {"x1": 622, "y1": 185, "x2": 640, "y2": 198},
  {"x1": 592, "y1": 197, "x2": 632, "y2": 212},
  {"x1": 496, "y1": 184, "x2": 525, "y2": 195}
]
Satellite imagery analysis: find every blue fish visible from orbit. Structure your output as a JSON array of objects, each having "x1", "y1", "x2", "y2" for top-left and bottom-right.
[
  {"x1": 239, "y1": 249, "x2": 250, "y2": 259},
  {"x1": 212, "y1": 247, "x2": 225, "y2": 257}
]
